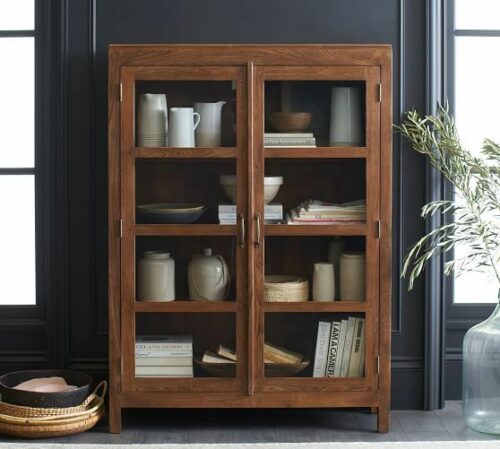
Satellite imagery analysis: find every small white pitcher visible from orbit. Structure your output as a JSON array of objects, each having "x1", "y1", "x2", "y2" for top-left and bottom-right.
[
  {"x1": 168, "y1": 107, "x2": 201, "y2": 147},
  {"x1": 194, "y1": 101, "x2": 226, "y2": 147}
]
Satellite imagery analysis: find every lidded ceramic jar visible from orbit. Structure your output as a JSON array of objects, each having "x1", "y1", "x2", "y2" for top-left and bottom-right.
[
  {"x1": 137, "y1": 251, "x2": 175, "y2": 301},
  {"x1": 188, "y1": 248, "x2": 230, "y2": 301},
  {"x1": 339, "y1": 252, "x2": 365, "y2": 301}
]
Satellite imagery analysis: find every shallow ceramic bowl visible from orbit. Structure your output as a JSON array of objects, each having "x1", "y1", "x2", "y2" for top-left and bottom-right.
[
  {"x1": 0, "y1": 369, "x2": 93, "y2": 408},
  {"x1": 220, "y1": 176, "x2": 283, "y2": 204},
  {"x1": 137, "y1": 203, "x2": 205, "y2": 224},
  {"x1": 269, "y1": 112, "x2": 312, "y2": 132}
]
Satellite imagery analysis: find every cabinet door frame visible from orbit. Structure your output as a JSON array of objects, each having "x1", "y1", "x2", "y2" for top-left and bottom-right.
[
  {"x1": 119, "y1": 64, "x2": 248, "y2": 393},
  {"x1": 250, "y1": 65, "x2": 381, "y2": 393}
]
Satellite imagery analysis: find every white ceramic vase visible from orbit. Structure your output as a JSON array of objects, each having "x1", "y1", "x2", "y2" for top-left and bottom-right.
[
  {"x1": 194, "y1": 101, "x2": 226, "y2": 147},
  {"x1": 137, "y1": 251, "x2": 175, "y2": 301},
  {"x1": 188, "y1": 248, "x2": 230, "y2": 301},
  {"x1": 312, "y1": 262, "x2": 335, "y2": 302},
  {"x1": 329, "y1": 87, "x2": 363, "y2": 146},
  {"x1": 339, "y1": 252, "x2": 365, "y2": 301}
]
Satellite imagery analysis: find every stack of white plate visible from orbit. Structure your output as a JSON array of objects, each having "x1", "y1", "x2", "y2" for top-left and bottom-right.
[{"x1": 137, "y1": 93, "x2": 168, "y2": 147}]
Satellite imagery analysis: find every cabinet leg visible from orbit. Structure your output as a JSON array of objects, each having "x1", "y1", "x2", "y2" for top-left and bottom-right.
[
  {"x1": 109, "y1": 403, "x2": 122, "y2": 433},
  {"x1": 377, "y1": 406, "x2": 389, "y2": 433}
]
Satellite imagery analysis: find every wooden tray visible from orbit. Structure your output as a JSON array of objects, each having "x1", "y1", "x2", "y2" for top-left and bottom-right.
[{"x1": 195, "y1": 359, "x2": 310, "y2": 377}]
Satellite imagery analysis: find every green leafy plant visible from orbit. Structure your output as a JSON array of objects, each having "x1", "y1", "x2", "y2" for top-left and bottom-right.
[{"x1": 397, "y1": 104, "x2": 500, "y2": 293}]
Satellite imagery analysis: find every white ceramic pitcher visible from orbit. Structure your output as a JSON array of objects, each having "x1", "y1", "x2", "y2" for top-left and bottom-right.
[
  {"x1": 194, "y1": 101, "x2": 226, "y2": 147},
  {"x1": 168, "y1": 107, "x2": 201, "y2": 147}
]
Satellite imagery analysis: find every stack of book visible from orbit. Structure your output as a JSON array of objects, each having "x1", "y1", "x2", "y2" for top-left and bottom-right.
[
  {"x1": 313, "y1": 316, "x2": 365, "y2": 377},
  {"x1": 218, "y1": 204, "x2": 283, "y2": 225},
  {"x1": 201, "y1": 343, "x2": 303, "y2": 364},
  {"x1": 135, "y1": 335, "x2": 193, "y2": 378},
  {"x1": 264, "y1": 133, "x2": 316, "y2": 148},
  {"x1": 286, "y1": 199, "x2": 366, "y2": 225}
]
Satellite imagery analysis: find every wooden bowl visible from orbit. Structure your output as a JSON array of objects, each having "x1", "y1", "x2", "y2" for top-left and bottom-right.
[
  {"x1": 269, "y1": 112, "x2": 312, "y2": 132},
  {"x1": 195, "y1": 359, "x2": 310, "y2": 377}
]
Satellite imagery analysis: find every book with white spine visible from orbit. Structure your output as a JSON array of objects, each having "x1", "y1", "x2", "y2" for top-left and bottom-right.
[
  {"x1": 347, "y1": 318, "x2": 365, "y2": 377},
  {"x1": 325, "y1": 321, "x2": 342, "y2": 377},
  {"x1": 332, "y1": 319, "x2": 348, "y2": 377},
  {"x1": 135, "y1": 357, "x2": 192, "y2": 366},
  {"x1": 135, "y1": 365, "x2": 194, "y2": 377},
  {"x1": 313, "y1": 321, "x2": 332, "y2": 377},
  {"x1": 339, "y1": 317, "x2": 357, "y2": 377},
  {"x1": 135, "y1": 335, "x2": 192, "y2": 351}
]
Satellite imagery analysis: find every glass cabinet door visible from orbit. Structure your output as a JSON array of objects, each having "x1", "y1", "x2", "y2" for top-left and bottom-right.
[
  {"x1": 119, "y1": 65, "x2": 248, "y2": 393},
  {"x1": 250, "y1": 66, "x2": 381, "y2": 393}
]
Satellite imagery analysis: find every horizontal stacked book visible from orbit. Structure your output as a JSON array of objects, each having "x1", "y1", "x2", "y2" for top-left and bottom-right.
[
  {"x1": 135, "y1": 335, "x2": 193, "y2": 378},
  {"x1": 313, "y1": 316, "x2": 365, "y2": 378},
  {"x1": 264, "y1": 133, "x2": 316, "y2": 148},
  {"x1": 218, "y1": 204, "x2": 283, "y2": 225},
  {"x1": 286, "y1": 199, "x2": 366, "y2": 225}
]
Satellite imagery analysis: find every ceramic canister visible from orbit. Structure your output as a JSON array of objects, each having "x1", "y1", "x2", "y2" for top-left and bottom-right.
[
  {"x1": 312, "y1": 263, "x2": 335, "y2": 302},
  {"x1": 188, "y1": 248, "x2": 230, "y2": 301},
  {"x1": 137, "y1": 251, "x2": 175, "y2": 301},
  {"x1": 339, "y1": 252, "x2": 365, "y2": 301}
]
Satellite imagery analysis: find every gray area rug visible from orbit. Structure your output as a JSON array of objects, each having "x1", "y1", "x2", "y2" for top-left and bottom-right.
[{"x1": 1, "y1": 442, "x2": 500, "y2": 448}]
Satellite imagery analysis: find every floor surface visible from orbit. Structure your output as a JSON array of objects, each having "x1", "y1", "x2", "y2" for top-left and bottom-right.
[{"x1": 1, "y1": 401, "x2": 499, "y2": 444}]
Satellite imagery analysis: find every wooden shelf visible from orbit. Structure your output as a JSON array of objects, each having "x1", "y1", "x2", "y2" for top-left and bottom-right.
[
  {"x1": 135, "y1": 147, "x2": 237, "y2": 159},
  {"x1": 265, "y1": 224, "x2": 366, "y2": 236},
  {"x1": 135, "y1": 224, "x2": 237, "y2": 236},
  {"x1": 264, "y1": 301, "x2": 366, "y2": 313},
  {"x1": 135, "y1": 300, "x2": 237, "y2": 313},
  {"x1": 264, "y1": 147, "x2": 367, "y2": 159}
]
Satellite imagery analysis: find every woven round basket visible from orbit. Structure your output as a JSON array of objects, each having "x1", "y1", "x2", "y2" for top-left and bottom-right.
[
  {"x1": 0, "y1": 380, "x2": 106, "y2": 439},
  {"x1": 264, "y1": 275, "x2": 309, "y2": 302}
]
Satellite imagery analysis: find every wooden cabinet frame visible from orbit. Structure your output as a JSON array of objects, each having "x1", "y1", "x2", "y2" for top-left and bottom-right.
[{"x1": 108, "y1": 45, "x2": 392, "y2": 434}]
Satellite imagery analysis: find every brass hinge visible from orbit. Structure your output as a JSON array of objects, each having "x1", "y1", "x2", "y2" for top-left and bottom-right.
[
  {"x1": 119, "y1": 219, "x2": 123, "y2": 239},
  {"x1": 376, "y1": 220, "x2": 381, "y2": 239},
  {"x1": 377, "y1": 83, "x2": 382, "y2": 102},
  {"x1": 119, "y1": 83, "x2": 123, "y2": 102},
  {"x1": 377, "y1": 355, "x2": 380, "y2": 374}
]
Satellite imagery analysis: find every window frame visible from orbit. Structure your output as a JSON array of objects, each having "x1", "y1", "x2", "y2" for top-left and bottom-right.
[{"x1": 0, "y1": 0, "x2": 44, "y2": 317}]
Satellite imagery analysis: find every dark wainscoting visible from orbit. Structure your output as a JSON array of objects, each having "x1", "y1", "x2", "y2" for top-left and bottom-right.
[{"x1": 0, "y1": 0, "x2": 428, "y2": 410}]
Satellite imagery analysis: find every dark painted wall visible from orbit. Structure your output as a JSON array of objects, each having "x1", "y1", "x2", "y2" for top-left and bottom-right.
[{"x1": 0, "y1": 0, "x2": 429, "y2": 409}]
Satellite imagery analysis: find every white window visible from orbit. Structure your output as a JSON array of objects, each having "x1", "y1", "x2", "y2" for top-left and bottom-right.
[
  {"x1": 0, "y1": 1, "x2": 36, "y2": 305},
  {"x1": 452, "y1": 0, "x2": 500, "y2": 303}
]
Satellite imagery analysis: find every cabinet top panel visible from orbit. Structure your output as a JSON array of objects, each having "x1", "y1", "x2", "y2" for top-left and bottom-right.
[{"x1": 108, "y1": 44, "x2": 392, "y2": 67}]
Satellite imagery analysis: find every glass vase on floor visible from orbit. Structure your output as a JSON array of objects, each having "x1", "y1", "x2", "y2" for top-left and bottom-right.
[{"x1": 463, "y1": 296, "x2": 500, "y2": 434}]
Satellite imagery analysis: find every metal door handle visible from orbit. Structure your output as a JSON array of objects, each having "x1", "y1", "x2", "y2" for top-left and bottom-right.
[
  {"x1": 255, "y1": 213, "x2": 261, "y2": 247},
  {"x1": 238, "y1": 213, "x2": 245, "y2": 248}
]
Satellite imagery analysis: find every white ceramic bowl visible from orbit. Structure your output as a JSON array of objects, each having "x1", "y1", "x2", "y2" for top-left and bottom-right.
[{"x1": 219, "y1": 175, "x2": 283, "y2": 204}]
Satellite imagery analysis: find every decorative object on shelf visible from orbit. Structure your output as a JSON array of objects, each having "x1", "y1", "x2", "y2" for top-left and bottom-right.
[
  {"x1": 264, "y1": 132, "x2": 316, "y2": 148},
  {"x1": 136, "y1": 203, "x2": 205, "y2": 224},
  {"x1": 328, "y1": 237, "x2": 345, "y2": 300},
  {"x1": 168, "y1": 107, "x2": 200, "y2": 147},
  {"x1": 339, "y1": 252, "x2": 365, "y2": 301},
  {"x1": 220, "y1": 175, "x2": 283, "y2": 204},
  {"x1": 194, "y1": 101, "x2": 226, "y2": 147},
  {"x1": 137, "y1": 93, "x2": 168, "y2": 147},
  {"x1": 312, "y1": 263, "x2": 335, "y2": 301},
  {"x1": 187, "y1": 248, "x2": 230, "y2": 301},
  {"x1": 135, "y1": 336, "x2": 193, "y2": 378},
  {"x1": 218, "y1": 203, "x2": 283, "y2": 225},
  {"x1": 0, "y1": 381, "x2": 107, "y2": 439},
  {"x1": 286, "y1": 199, "x2": 366, "y2": 225},
  {"x1": 269, "y1": 112, "x2": 311, "y2": 133},
  {"x1": 264, "y1": 275, "x2": 309, "y2": 302},
  {"x1": 398, "y1": 105, "x2": 500, "y2": 434},
  {"x1": 0, "y1": 370, "x2": 93, "y2": 408},
  {"x1": 329, "y1": 86, "x2": 363, "y2": 146},
  {"x1": 137, "y1": 251, "x2": 175, "y2": 302}
]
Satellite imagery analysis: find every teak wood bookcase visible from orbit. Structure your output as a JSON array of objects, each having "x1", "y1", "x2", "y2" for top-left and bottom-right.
[{"x1": 108, "y1": 44, "x2": 392, "y2": 433}]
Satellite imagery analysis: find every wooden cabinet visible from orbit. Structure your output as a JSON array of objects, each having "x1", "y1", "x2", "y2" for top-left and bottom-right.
[{"x1": 108, "y1": 45, "x2": 392, "y2": 433}]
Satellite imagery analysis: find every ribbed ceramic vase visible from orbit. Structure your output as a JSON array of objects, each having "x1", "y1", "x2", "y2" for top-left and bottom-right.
[{"x1": 463, "y1": 294, "x2": 500, "y2": 434}]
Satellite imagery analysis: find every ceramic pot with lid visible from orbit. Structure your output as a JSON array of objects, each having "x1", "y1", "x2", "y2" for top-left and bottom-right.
[
  {"x1": 188, "y1": 248, "x2": 230, "y2": 301},
  {"x1": 137, "y1": 251, "x2": 175, "y2": 301}
]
